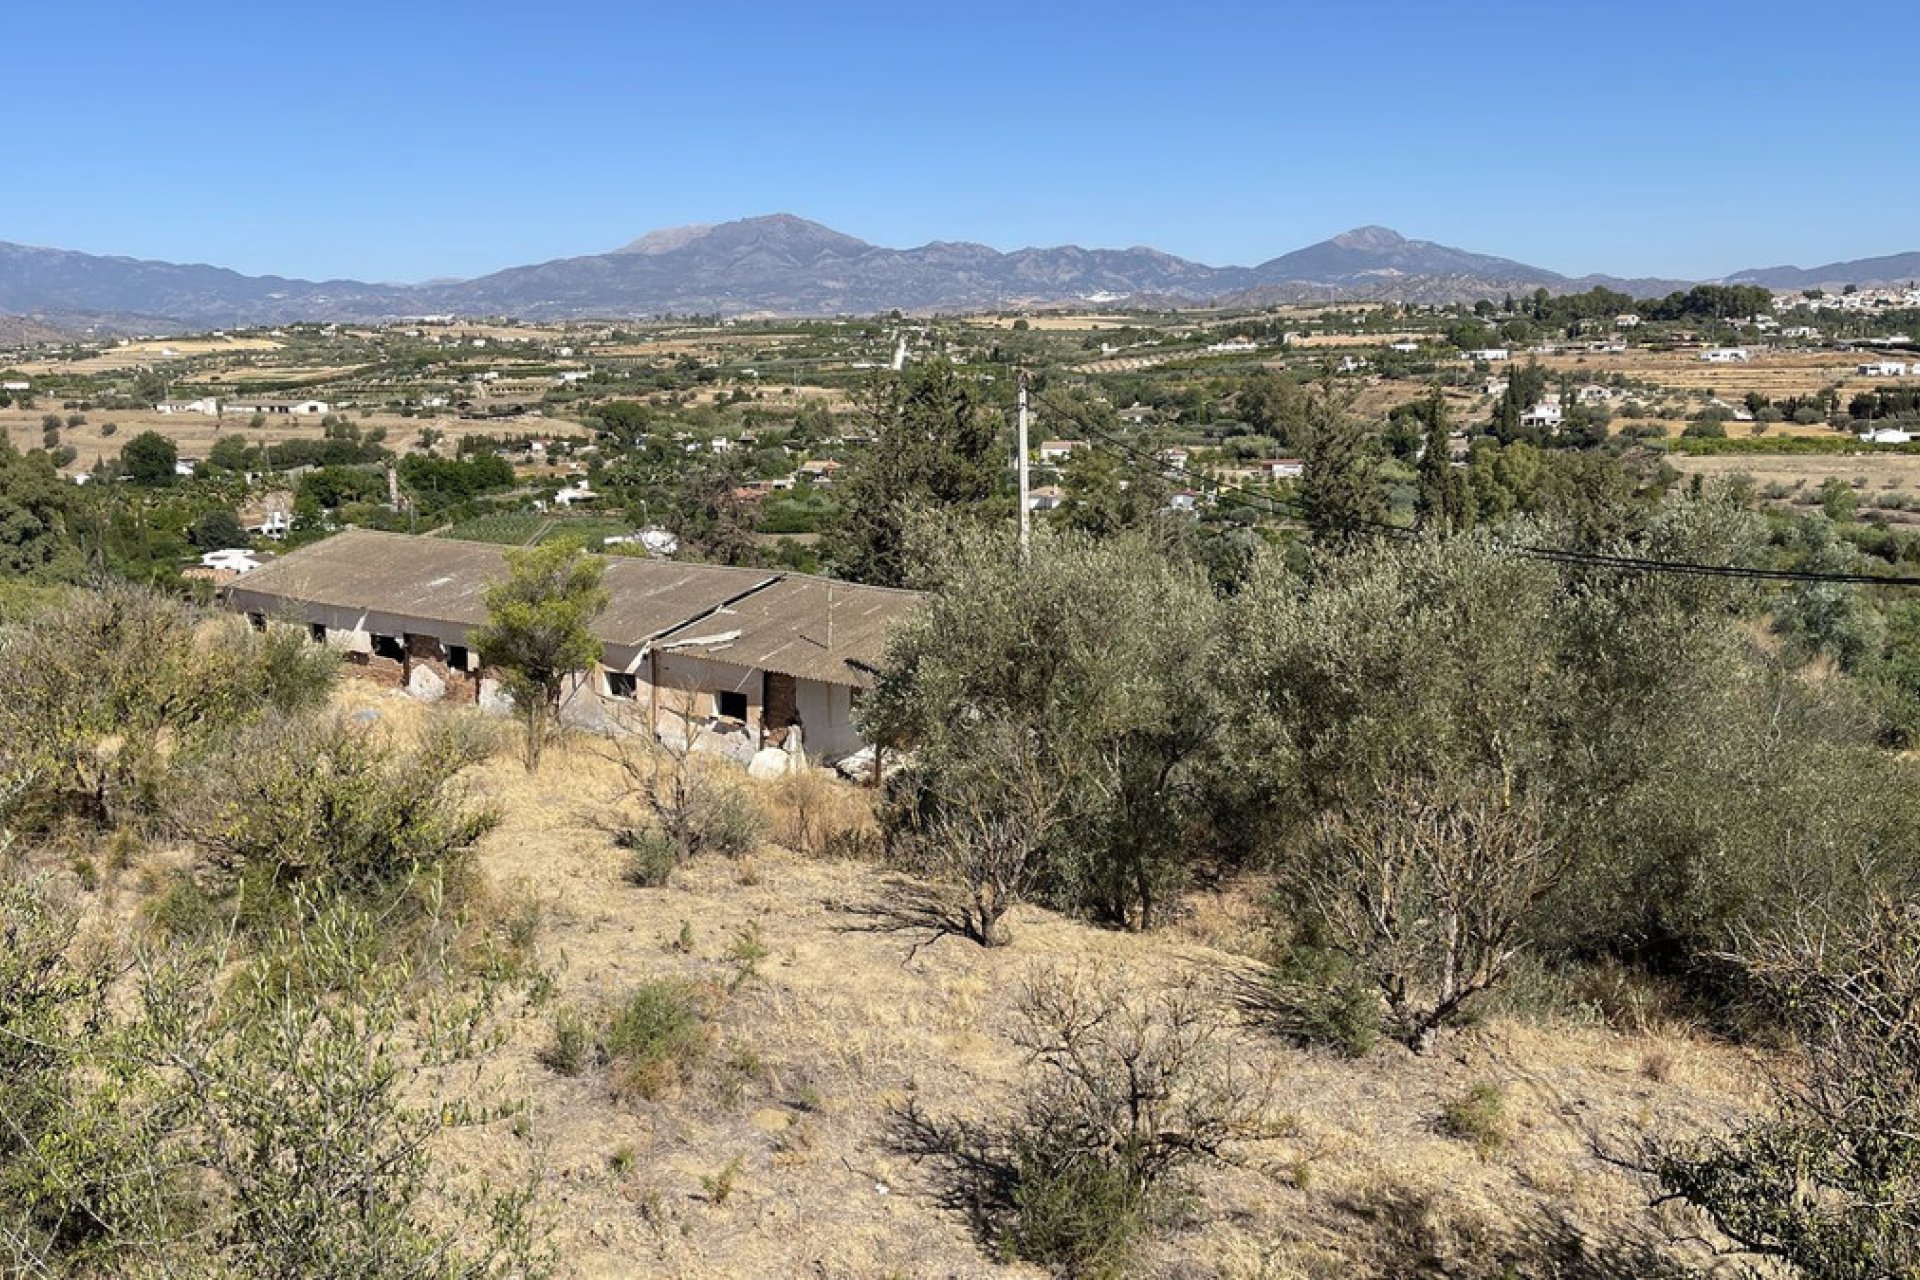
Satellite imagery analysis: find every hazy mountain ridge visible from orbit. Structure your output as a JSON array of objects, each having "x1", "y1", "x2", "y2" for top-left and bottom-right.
[
  {"x1": 1726, "y1": 251, "x2": 1920, "y2": 290},
  {"x1": 0, "y1": 214, "x2": 1909, "y2": 330}
]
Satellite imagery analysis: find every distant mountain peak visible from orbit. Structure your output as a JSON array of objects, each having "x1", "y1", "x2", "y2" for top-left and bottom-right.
[
  {"x1": 615, "y1": 213, "x2": 873, "y2": 260},
  {"x1": 1330, "y1": 225, "x2": 1408, "y2": 251},
  {"x1": 617, "y1": 224, "x2": 716, "y2": 255}
]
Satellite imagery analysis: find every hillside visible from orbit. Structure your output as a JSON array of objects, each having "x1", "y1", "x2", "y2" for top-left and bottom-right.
[{"x1": 139, "y1": 682, "x2": 1753, "y2": 1278}]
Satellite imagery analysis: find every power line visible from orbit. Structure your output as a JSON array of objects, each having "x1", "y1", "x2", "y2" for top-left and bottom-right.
[{"x1": 1027, "y1": 387, "x2": 1920, "y2": 590}]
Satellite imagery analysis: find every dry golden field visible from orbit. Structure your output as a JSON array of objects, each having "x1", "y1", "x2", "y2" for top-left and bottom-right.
[{"x1": 1537, "y1": 348, "x2": 1867, "y2": 404}]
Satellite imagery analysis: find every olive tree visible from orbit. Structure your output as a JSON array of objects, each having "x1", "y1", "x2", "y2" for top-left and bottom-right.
[
  {"x1": 865, "y1": 526, "x2": 1227, "y2": 932},
  {"x1": 471, "y1": 539, "x2": 609, "y2": 770}
]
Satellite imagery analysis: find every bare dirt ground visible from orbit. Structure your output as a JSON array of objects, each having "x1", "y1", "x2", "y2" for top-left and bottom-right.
[
  {"x1": 1671, "y1": 450, "x2": 1920, "y2": 497},
  {"x1": 273, "y1": 684, "x2": 1768, "y2": 1279}
]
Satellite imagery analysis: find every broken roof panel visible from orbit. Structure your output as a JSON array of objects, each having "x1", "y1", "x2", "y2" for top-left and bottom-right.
[{"x1": 652, "y1": 574, "x2": 921, "y2": 687}]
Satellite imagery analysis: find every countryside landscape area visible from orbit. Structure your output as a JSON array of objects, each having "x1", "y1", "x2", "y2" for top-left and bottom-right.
[{"x1": 7, "y1": 4, "x2": 1920, "y2": 1279}]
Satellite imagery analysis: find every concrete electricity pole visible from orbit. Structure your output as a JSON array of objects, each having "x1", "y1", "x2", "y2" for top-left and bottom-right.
[{"x1": 1017, "y1": 368, "x2": 1031, "y2": 558}]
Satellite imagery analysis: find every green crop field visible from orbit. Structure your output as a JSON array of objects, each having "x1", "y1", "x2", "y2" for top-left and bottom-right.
[{"x1": 440, "y1": 513, "x2": 634, "y2": 547}]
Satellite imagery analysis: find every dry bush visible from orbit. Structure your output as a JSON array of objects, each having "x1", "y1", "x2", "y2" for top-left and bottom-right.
[
  {"x1": 897, "y1": 968, "x2": 1287, "y2": 1275},
  {"x1": 1288, "y1": 772, "x2": 1566, "y2": 1053},
  {"x1": 768, "y1": 767, "x2": 875, "y2": 859},
  {"x1": 1437, "y1": 1082, "x2": 1511, "y2": 1158},
  {"x1": 600, "y1": 726, "x2": 764, "y2": 873},
  {"x1": 538, "y1": 981, "x2": 717, "y2": 1101},
  {"x1": 1654, "y1": 896, "x2": 1920, "y2": 1276},
  {"x1": 606, "y1": 980, "x2": 715, "y2": 1100}
]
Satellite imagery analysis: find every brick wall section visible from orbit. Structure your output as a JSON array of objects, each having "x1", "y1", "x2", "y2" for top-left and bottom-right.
[
  {"x1": 346, "y1": 650, "x2": 408, "y2": 689},
  {"x1": 405, "y1": 632, "x2": 482, "y2": 703}
]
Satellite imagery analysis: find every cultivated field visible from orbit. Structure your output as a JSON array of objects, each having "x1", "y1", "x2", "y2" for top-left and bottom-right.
[{"x1": 0, "y1": 406, "x2": 567, "y2": 473}]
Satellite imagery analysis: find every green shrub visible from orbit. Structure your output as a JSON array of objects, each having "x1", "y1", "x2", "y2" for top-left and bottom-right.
[
  {"x1": 999, "y1": 1137, "x2": 1151, "y2": 1278},
  {"x1": 540, "y1": 1006, "x2": 595, "y2": 1077},
  {"x1": 619, "y1": 827, "x2": 678, "y2": 887},
  {"x1": 192, "y1": 713, "x2": 498, "y2": 925},
  {"x1": 0, "y1": 586, "x2": 336, "y2": 832},
  {"x1": 605, "y1": 980, "x2": 712, "y2": 1100},
  {"x1": 1438, "y1": 1082, "x2": 1510, "y2": 1157},
  {"x1": 1258, "y1": 938, "x2": 1381, "y2": 1058}
]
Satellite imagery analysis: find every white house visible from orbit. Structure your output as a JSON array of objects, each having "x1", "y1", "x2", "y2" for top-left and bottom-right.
[
  {"x1": 1259, "y1": 458, "x2": 1305, "y2": 480},
  {"x1": 710, "y1": 436, "x2": 737, "y2": 454},
  {"x1": 1858, "y1": 361, "x2": 1909, "y2": 377},
  {"x1": 1026, "y1": 484, "x2": 1065, "y2": 512},
  {"x1": 1389, "y1": 341, "x2": 1420, "y2": 353},
  {"x1": 1206, "y1": 339, "x2": 1260, "y2": 355},
  {"x1": 1701, "y1": 348, "x2": 1751, "y2": 364},
  {"x1": 1167, "y1": 490, "x2": 1203, "y2": 513},
  {"x1": 552, "y1": 482, "x2": 598, "y2": 508},
  {"x1": 248, "y1": 510, "x2": 292, "y2": 539},
  {"x1": 555, "y1": 371, "x2": 591, "y2": 384},
  {"x1": 3, "y1": 380, "x2": 32, "y2": 392},
  {"x1": 1465, "y1": 347, "x2": 1510, "y2": 362},
  {"x1": 156, "y1": 397, "x2": 222, "y2": 416},
  {"x1": 1520, "y1": 401, "x2": 1563, "y2": 430},
  {"x1": 1037, "y1": 440, "x2": 1084, "y2": 463},
  {"x1": 1861, "y1": 427, "x2": 1915, "y2": 444},
  {"x1": 1614, "y1": 314, "x2": 1641, "y2": 329}
]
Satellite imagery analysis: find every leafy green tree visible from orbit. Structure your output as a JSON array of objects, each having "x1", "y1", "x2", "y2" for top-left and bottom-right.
[
  {"x1": 472, "y1": 540, "x2": 610, "y2": 770},
  {"x1": 1236, "y1": 369, "x2": 1309, "y2": 446},
  {"x1": 191, "y1": 508, "x2": 249, "y2": 549},
  {"x1": 1298, "y1": 383, "x2": 1388, "y2": 549},
  {"x1": 0, "y1": 440, "x2": 83, "y2": 581},
  {"x1": 120, "y1": 430, "x2": 179, "y2": 485},
  {"x1": 866, "y1": 527, "x2": 1225, "y2": 930},
  {"x1": 1055, "y1": 447, "x2": 1169, "y2": 538},
  {"x1": 829, "y1": 360, "x2": 1000, "y2": 587}
]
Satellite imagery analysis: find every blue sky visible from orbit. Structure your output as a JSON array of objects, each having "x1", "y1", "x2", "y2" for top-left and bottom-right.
[{"x1": 8, "y1": 1, "x2": 1912, "y2": 283}]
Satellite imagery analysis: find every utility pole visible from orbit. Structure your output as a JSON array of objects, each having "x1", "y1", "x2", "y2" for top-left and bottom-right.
[{"x1": 1016, "y1": 368, "x2": 1031, "y2": 558}]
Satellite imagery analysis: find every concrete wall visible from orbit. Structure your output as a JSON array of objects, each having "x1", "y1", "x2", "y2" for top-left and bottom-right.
[
  {"x1": 795, "y1": 678, "x2": 864, "y2": 759},
  {"x1": 230, "y1": 596, "x2": 870, "y2": 759}
]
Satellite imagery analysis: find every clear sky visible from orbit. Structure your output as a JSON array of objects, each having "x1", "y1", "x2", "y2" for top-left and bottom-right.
[{"x1": 7, "y1": 1, "x2": 1912, "y2": 284}]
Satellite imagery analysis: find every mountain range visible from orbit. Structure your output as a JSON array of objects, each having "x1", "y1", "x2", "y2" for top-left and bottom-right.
[{"x1": 0, "y1": 215, "x2": 1914, "y2": 333}]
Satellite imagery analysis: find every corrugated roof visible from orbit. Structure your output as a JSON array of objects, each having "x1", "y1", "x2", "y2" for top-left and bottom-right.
[
  {"x1": 222, "y1": 529, "x2": 919, "y2": 686},
  {"x1": 652, "y1": 574, "x2": 920, "y2": 687}
]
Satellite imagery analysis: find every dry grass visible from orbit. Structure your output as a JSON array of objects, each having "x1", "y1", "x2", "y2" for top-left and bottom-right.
[
  {"x1": 98, "y1": 680, "x2": 1768, "y2": 1277},
  {"x1": 1669, "y1": 450, "x2": 1920, "y2": 500},
  {"x1": 0, "y1": 406, "x2": 545, "y2": 472}
]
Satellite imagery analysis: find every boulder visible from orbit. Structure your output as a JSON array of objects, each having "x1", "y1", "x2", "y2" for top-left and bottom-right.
[
  {"x1": 748, "y1": 747, "x2": 798, "y2": 781},
  {"x1": 478, "y1": 679, "x2": 515, "y2": 715},
  {"x1": 406, "y1": 663, "x2": 447, "y2": 703}
]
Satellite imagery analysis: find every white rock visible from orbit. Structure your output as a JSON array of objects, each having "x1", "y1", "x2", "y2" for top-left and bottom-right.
[
  {"x1": 747, "y1": 747, "x2": 797, "y2": 780},
  {"x1": 406, "y1": 664, "x2": 447, "y2": 702}
]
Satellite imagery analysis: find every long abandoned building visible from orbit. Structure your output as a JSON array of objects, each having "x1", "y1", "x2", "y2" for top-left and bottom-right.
[{"x1": 221, "y1": 529, "x2": 921, "y2": 764}]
